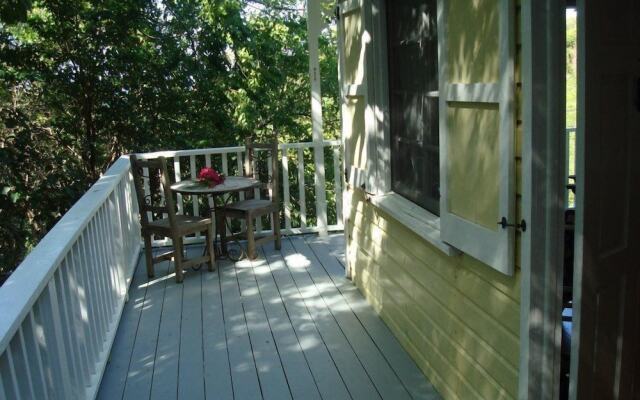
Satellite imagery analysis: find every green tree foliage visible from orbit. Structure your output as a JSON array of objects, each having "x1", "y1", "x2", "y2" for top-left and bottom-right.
[{"x1": 0, "y1": 0, "x2": 340, "y2": 279}]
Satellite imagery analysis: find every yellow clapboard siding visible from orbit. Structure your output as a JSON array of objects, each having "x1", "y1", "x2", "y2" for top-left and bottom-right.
[
  {"x1": 341, "y1": 0, "x2": 524, "y2": 398},
  {"x1": 360, "y1": 284, "x2": 460, "y2": 400},
  {"x1": 345, "y1": 189, "x2": 521, "y2": 399},
  {"x1": 350, "y1": 222, "x2": 520, "y2": 380},
  {"x1": 352, "y1": 219, "x2": 520, "y2": 351},
  {"x1": 353, "y1": 247, "x2": 516, "y2": 400},
  {"x1": 348, "y1": 192, "x2": 522, "y2": 303},
  {"x1": 348, "y1": 218, "x2": 521, "y2": 367},
  {"x1": 352, "y1": 229, "x2": 520, "y2": 395},
  {"x1": 353, "y1": 248, "x2": 483, "y2": 400},
  {"x1": 349, "y1": 191, "x2": 521, "y2": 305}
]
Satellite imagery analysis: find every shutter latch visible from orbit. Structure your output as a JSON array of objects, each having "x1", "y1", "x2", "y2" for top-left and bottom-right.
[{"x1": 498, "y1": 217, "x2": 527, "y2": 232}]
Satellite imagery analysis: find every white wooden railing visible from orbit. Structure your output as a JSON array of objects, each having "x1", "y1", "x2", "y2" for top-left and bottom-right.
[
  {"x1": 0, "y1": 157, "x2": 141, "y2": 400},
  {"x1": 139, "y1": 140, "x2": 343, "y2": 247},
  {"x1": 0, "y1": 141, "x2": 343, "y2": 400}
]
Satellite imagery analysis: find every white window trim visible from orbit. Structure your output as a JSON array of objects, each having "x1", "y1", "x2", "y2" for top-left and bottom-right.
[{"x1": 369, "y1": 192, "x2": 460, "y2": 256}]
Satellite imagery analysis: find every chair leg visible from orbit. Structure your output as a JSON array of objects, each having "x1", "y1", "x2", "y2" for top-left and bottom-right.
[
  {"x1": 206, "y1": 225, "x2": 216, "y2": 272},
  {"x1": 144, "y1": 234, "x2": 154, "y2": 278},
  {"x1": 173, "y1": 236, "x2": 185, "y2": 283},
  {"x1": 273, "y1": 211, "x2": 281, "y2": 250},
  {"x1": 246, "y1": 216, "x2": 256, "y2": 260}
]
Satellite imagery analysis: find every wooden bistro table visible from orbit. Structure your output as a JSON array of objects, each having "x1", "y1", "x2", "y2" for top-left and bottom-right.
[{"x1": 170, "y1": 176, "x2": 260, "y2": 260}]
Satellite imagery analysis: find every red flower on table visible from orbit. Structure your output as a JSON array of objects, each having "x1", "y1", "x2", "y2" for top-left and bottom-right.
[{"x1": 198, "y1": 167, "x2": 225, "y2": 187}]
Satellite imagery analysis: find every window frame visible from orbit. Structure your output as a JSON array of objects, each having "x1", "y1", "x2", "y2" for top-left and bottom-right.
[
  {"x1": 366, "y1": 0, "x2": 458, "y2": 255},
  {"x1": 385, "y1": 0, "x2": 441, "y2": 216}
]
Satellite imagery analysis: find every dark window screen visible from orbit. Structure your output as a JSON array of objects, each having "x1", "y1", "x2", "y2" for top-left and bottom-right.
[{"x1": 386, "y1": 0, "x2": 440, "y2": 215}]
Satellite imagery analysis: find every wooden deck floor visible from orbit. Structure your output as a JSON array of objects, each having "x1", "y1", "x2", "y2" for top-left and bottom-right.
[{"x1": 97, "y1": 234, "x2": 440, "y2": 400}]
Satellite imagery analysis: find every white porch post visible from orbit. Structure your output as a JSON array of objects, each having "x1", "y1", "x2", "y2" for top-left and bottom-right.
[{"x1": 306, "y1": 0, "x2": 328, "y2": 235}]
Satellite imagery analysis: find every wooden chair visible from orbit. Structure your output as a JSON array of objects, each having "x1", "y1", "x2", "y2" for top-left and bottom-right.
[
  {"x1": 130, "y1": 155, "x2": 215, "y2": 283},
  {"x1": 217, "y1": 140, "x2": 281, "y2": 259}
]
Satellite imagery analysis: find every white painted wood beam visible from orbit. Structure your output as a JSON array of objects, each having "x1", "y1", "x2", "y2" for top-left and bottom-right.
[{"x1": 306, "y1": 0, "x2": 329, "y2": 235}]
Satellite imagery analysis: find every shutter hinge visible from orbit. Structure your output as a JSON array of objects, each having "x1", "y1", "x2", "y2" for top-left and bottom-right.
[{"x1": 498, "y1": 217, "x2": 527, "y2": 232}]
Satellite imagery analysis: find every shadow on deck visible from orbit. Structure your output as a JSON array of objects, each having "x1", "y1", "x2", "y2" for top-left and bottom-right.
[{"x1": 97, "y1": 233, "x2": 440, "y2": 400}]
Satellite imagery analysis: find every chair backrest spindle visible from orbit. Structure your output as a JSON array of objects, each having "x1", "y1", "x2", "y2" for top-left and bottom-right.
[
  {"x1": 129, "y1": 155, "x2": 178, "y2": 230},
  {"x1": 243, "y1": 139, "x2": 279, "y2": 204}
]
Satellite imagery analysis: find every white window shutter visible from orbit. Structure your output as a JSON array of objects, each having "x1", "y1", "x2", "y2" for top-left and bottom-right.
[
  {"x1": 438, "y1": 0, "x2": 516, "y2": 275},
  {"x1": 337, "y1": 0, "x2": 387, "y2": 195}
]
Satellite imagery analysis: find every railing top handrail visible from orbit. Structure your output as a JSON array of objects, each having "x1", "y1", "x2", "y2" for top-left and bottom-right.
[
  {"x1": 0, "y1": 156, "x2": 132, "y2": 353},
  {"x1": 136, "y1": 140, "x2": 341, "y2": 160}
]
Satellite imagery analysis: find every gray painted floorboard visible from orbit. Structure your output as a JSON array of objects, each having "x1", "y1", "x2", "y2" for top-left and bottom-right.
[{"x1": 98, "y1": 234, "x2": 440, "y2": 400}]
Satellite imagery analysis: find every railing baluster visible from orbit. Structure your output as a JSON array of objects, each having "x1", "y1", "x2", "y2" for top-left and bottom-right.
[
  {"x1": 334, "y1": 145, "x2": 343, "y2": 225},
  {"x1": 313, "y1": 142, "x2": 328, "y2": 235},
  {"x1": 206, "y1": 154, "x2": 214, "y2": 210},
  {"x1": 174, "y1": 157, "x2": 184, "y2": 214},
  {"x1": 39, "y1": 282, "x2": 73, "y2": 399},
  {"x1": 123, "y1": 175, "x2": 139, "y2": 262},
  {"x1": 108, "y1": 196, "x2": 126, "y2": 299},
  {"x1": 88, "y1": 218, "x2": 111, "y2": 335},
  {"x1": 53, "y1": 269, "x2": 82, "y2": 395},
  {"x1": 32, "y1": 299, "x2": 54, "y2": 395},
  {"x1": 237, "y1": 151, "x2": 245, "y2": 201},
  {"x1": 221, "y1": 152, "x2": 229, "y2": 175},
  {"x1": 297, "y1": 147, "x2": 307, "y2": 228},
  {"x1": 4, "y1": 347, "x2": 22, "y2": 400},
  {"x1": 110, "y1": 188, "x2": 127, "y2": 296},
  {"x1": 123, "y1": 179, "x2": 136, "y2": 273},
  {"x1": 24, "y1": 313, "x2": 49, "y2": 400},
  {"x1": 78, "y1": 233, "x2": 101, "y2": 363},
  {"x1": 59, "y1": 258, "x2": 91, "y2": 385},
  {"x1": 190, "y1": 156, "x2": 200, "y2": 234},
  {"x1": 267, "y1": 152, "x2": 274, "y2": 233},
  {"x1": 221, "y1": 154, "x2": 231, "y2": 236},
  {"x1": 237, "y1": 151, "x2": 246, "y2": 232},
  {"x1": 86, "y1": 221, "x2": 109, "y2": 340},
  {"x1": 99, "y1": 207, "x2": 119, "y2": 318},
  {"x1": 0, "y1": 364, "x2": 8, "y2": 400},
  {"x1": 254, "y1": 149, "x2": 262, "y2": 233},
  {"x1": 106, "y1": 197, "x2": 126, "y2": 296},
  {"x1": 97, "y1": 206, "x2": 118, "y2": 317},
  {"x1": 15, "y1": 329, "x2": 36, "y2": 399},
  {"x1": 6, "y1": 338, "x2": 25, "y2": 400},
  {"x1": 282, "y1": 149, "x2": 292, "y2": 231}
]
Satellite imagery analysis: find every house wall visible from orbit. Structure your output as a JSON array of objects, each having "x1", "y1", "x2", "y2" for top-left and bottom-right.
[{"x1": 341, "y1": 1, "x2": 523, "y2": 399}]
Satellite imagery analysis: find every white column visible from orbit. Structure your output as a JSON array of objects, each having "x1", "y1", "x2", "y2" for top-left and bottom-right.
[{"x1": 307, "y1": 0, "x2": 328, "y2": 235}]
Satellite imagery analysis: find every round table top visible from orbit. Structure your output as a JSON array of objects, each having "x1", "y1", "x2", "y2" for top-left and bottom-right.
[{"x1": 170, "y1": 176, "x2": 260, "y2": 195}]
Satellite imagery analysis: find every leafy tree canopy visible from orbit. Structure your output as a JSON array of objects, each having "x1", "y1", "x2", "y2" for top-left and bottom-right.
[{"x1": 0, "y1": 0, "x2": 339, "y2": 278}]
